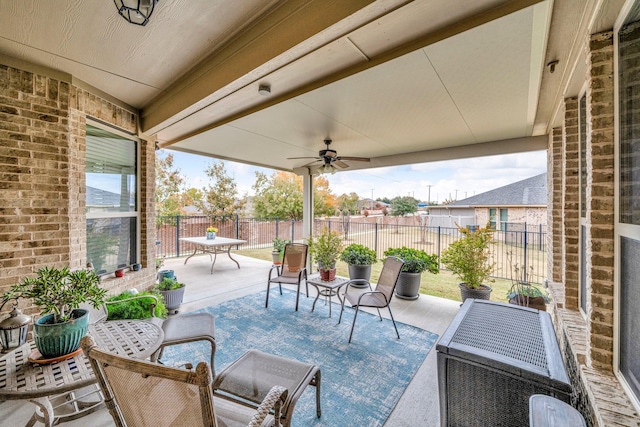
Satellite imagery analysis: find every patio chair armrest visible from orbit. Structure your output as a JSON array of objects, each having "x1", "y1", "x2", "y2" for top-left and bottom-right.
[
  {"x1": 104, "y1": 294, "x2": 159, "y2": 318},
  {"x1": 356, "y1": 290, "x2": 388, "y2": 304},
  {"x1": 249, "y1": 385, "x2": 288, "y2": 427},
  {"x1": 268, "y1": 265, "x2": 280, "y2": 280}
]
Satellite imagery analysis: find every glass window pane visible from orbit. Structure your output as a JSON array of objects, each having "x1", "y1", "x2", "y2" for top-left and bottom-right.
[
  {"x1": 86, "y1": 125, "x2": 137, "y2": 213},
  {"x1": 620, "y1": 237, "x2": 640, "y2": 400},
  {"x1": 619, "y1": 19, "x2": 640, "y2": 224},
  {"x1": 87, "y1": 217, "x2": 137, "y2": 274}
]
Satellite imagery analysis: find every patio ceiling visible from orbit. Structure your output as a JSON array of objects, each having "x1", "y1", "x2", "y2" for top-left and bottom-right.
[{"x1": 0, "y1": 0, "x2": 623, "y2": 173}]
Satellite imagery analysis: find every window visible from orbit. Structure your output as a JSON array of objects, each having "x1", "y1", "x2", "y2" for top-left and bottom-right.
[
  {"x1": 616, "y1": 1, "x2": 640, "y2": 409},
  {"x1": 488, "y1": 208, "x2": 508, "y2": 231},
  {"x1": 85, "y1": 124, "x2": 138, "y2": 274}
]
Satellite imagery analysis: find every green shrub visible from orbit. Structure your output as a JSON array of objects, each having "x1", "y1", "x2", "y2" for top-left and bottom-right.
[
  {"x1": 157, "y1": 278, "x2": 185, "y2": 291},
  {"x1": 383, "y1": 247, "x2": 439, "y2": 274},
  {"x1": 441, "y1": 224, "x2": 495, "y2": 289},
  {"x1": 309, "y1": 227, "x2": 344, "y2": 269},
  {"x1": 272, "y1": 237, "x2": 291, "y2": 253},
  {"x1": 106, "y1": 291, "x2": 168, "y2": 320},
  {"x1": 340, "y1": 244, "x2": 378, "y2": 265}
]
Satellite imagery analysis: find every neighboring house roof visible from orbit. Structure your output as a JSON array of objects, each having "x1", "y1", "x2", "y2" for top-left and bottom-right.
[
  {"x1": 86, "y1": 186, "x2": 122, "y2": 206},
  {"x1": 450, "y1": 173, "x2": 547, "y2": 207}
]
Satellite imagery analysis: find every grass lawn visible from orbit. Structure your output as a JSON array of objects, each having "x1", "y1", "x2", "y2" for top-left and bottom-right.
[{"x1": 237, "y1": 247, "x2": 513, "y2": 304}]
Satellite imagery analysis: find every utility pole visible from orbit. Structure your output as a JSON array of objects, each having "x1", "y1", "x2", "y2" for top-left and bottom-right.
[
  {"x1": 426, "y1": 185, "x2": 433, "y2": 205},
  {"x1": 454, "y1": 189, "x2": 459, "y2": 200}
]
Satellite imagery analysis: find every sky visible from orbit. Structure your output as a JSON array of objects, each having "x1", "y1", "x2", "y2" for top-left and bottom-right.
[{"x1": 161, "y1": 149, "x2": 547, "y2": 204}]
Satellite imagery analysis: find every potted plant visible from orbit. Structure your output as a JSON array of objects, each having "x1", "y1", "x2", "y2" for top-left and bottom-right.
[
  {"x1": 309, "y1": 227, "x2": 344, "y2": 281},
  {"x1": 441, "y1": 224, "x2": 495, "y2": 302},
  {"x1": 206, "y1": 226, "x2": 218, "y2": 240},
  {"x1": 1, "y1": 266, "x2": 108, "y2": 359},
  {"x1": 340, "y1": 243, "x2": 378, "y2": 288},
  {"x1": 156, "y1": 277, "x2": 186, "y2": 314},
  {"x1": 506, "y1": 253, "x2": 549, "y2": 311},
  {"x1": 383, "y1": 247, "x2": 439, "y2": 299},
  {"x1": 271, "y1": 237, "x2": 290, "y2": 264}
]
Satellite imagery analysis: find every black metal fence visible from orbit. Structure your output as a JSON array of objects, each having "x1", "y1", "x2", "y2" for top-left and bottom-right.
[{"x1": 156, "y1": 215, "x2": 547, "y2": 284}]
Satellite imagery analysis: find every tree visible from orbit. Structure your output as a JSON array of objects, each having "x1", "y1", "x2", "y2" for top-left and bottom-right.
[
  {"x1": 337, "y1": 192, "x2": 360, "y2": 215},
  {"x1": 252, "y1": 171, "x2": 303, "y2": 220},
  {"x1": 252, "y1": 171, "x2": 338, "y2": 220},
  {"x1": 390, "y1": 196, "x2": 419, "y2": 217},
  {"x1": 197, "y1": 160, "x2": 245, "y2": 221},
  {"x1": 155, "y1": 151, "x2": 185, "y2": 221}
]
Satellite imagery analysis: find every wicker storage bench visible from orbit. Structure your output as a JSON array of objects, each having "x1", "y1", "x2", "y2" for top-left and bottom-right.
[{"x1": 437, "y1": 299, "x2": 571, "y2": 427}]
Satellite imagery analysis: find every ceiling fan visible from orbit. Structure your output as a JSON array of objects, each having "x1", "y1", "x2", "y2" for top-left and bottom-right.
[{"x1": 288, "y1": 138, "x2": 370, "y2": 174}]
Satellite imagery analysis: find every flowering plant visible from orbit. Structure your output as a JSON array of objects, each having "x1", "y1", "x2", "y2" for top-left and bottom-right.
[{"x1": 206, "y1": 226, "x2": 218, "y2": 233}]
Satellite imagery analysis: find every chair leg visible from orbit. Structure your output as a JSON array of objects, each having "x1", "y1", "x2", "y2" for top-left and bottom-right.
[
  {"x1": 295, "y1": 285, "x2": 300, "y2": 311},
  {"x1": 388, "y1": 306, "x2": 400, "y2": 339},
  {"x1": 348, "y1": 306, "x2": 360, "y2": 343},
  {"x1": 266, "y1": 282, "x2": 271, "y2": 308},
  {"x1": 278, "y1": 283, "x2": 283, "y2": 295},
  {"x1": 338, "y1": 296, "x2": 347, "y2": 324},
  {"x1": 376, "y1": 308, "x2": 382, "y2": 320}
]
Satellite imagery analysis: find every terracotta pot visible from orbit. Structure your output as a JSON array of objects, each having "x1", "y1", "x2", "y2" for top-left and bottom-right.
[
  {"x1": 115, "y1": 269, "x2": 125, "y2": 278},
  {"x1": 319, "y1": 268, "x2": 336, "y2": 282}
]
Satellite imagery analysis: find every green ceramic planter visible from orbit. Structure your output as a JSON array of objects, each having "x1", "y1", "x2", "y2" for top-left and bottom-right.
[{"x1": 34, "y1": 309, "x2": 89, "y2": 358}]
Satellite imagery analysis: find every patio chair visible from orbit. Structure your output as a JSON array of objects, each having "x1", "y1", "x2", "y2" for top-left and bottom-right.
[
  {"x1": 80, "y1": 335, "x2": 288, "y2": 427},
  {"x1": 266, "y1": 243, "x2": 309, "y2": 311},
  {"x1": 338, "y1": 256, "x2": 405, "y2": 343},
  {"x1": 82, "y1": 294, "x2": 216, "y2": 371}
]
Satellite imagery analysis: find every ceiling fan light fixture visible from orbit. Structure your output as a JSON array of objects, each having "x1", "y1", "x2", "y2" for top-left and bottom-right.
[
  {"x1": 114, "y1": 0, "x2": 157, "y2": 26},
  {"x1": 322, "y1": 163, "x2": 336, "y2": 174}
]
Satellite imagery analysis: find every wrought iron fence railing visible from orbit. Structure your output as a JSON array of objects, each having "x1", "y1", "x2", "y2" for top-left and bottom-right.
[{"x1": 156, "y1": 215, "x2": 547, "y2": 284}]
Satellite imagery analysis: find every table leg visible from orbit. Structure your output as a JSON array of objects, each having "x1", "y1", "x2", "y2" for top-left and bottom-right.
[
  {"x1": 310, "y1": 284, "x2": 321, "y2": 312},
  {"x1": 183, "y1": 247, "x2": 199, "y2": 264},
  {"x1": 210, "y1": 250, "x2": 218, "y2": 273},
  {"x1": 27, "y1": 397, "x2": 54, "y2": 427},
  {"x1": 226, "y1": 246, "x2": 241, "y2": 269}
]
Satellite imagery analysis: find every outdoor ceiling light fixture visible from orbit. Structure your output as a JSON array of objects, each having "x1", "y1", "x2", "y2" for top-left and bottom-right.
[
  {"x1": 322, "y1": 163, "x2": 336, "y2": 174},
  {"x1": 114, "y1": 0, "x2": 158, "y2": 26}
]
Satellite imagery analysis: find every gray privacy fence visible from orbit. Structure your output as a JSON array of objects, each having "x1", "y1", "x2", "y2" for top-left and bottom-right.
[{"x1": 156, "y1": 215, "x2": 547, "y2": 284}]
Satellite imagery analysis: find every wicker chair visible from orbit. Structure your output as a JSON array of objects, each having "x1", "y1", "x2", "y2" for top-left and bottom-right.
[
  {"x1": 80, "y1": 335, "x2": 288, "y2": 427},
  {"x1": 266, "y1": 243, "x2": 309, "y2": 311},
  {"x1": 338, "y1": 256, "x2": 405, "y2": 343}
]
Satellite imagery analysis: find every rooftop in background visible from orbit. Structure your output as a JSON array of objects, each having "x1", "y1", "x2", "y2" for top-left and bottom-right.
[{"x1": 449, "y1": 173, "x2": 547, "y2": 207}]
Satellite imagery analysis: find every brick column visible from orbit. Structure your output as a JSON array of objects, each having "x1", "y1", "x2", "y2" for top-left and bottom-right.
[
  {"x1": 587, "y1": 31, "x2": 615, "y2": 369},
  {"x1": 563, "y1": 97, "x2": 580, "y2": 310},
  {"x1": 548, "y1": 128, "x2": 564, "y2": 284}
]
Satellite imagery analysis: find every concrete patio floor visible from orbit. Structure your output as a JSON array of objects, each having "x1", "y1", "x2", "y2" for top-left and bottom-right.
[{"x1": 1, "y1": 254, "x2": 461, "y2": 426}]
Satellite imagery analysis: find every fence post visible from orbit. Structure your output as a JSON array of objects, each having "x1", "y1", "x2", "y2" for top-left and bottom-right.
[
  {"x1": 275, "y1": 217, "x2": 279, "y2": 239},
  {"x1": 291, "y1": 219, "x2": 295, "y2": 243},
  {"x1": 374, "y1": 222, "x2": 379, "y2": 255},
  {"x1": 523, "y1": 228, "x2": 528, "y2": 282},
  {"x1": 176, "y1": 215, "x2": 181, "y2": 258},
  {"x1": 235, "y1": 213, "x2": 240, "y2": 240},
  {"x1": 437, "y1": 226, "x2": 441, "y2": 269}
]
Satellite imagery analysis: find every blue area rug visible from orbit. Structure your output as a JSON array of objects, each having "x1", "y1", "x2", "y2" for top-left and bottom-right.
[{"x1": 160, "y1": 290, "x2": 439, "y2": 427}]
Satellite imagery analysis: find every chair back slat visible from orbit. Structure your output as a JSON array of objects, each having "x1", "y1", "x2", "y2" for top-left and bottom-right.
[{"x1": 375, "y1": 256, "x2": 405, "y2": 301}]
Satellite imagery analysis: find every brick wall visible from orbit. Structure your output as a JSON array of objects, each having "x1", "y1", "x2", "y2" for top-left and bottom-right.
[
  {"x1": 548, "y1": 30, "x2": 640, "y2": 426},
  {"x1": 0, "y1": 61, "x2": 157, "y2": 315},
  {"x1": 586, "y1": 31, "x2": 615, "y2": 369}
]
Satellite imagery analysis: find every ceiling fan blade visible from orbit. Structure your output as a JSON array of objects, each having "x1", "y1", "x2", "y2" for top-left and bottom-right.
[
  {"x1": 302, "y1": 159, "x2": 323, "y2": 167},
  {"x1": 333, "y1": 159, "x2": 350, "y2": 169},
  {"x1": 338, "y1": 156, "x2": 370, "y2": 162},
  {"x1": 287, "y1": 156, "x2": 321, "y2": 160}
]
